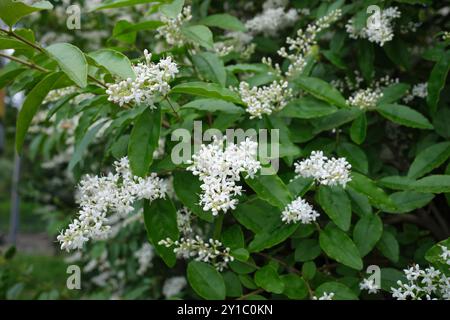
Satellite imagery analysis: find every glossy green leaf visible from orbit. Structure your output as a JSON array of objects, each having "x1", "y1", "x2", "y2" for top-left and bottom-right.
[
  {"x1": 89, "y1": 49, "x2": 135, "y2": 80},
  {"x1": 128, "y1": 107, "x2": 161, "y2": 177},
  {"x1": 187, "y1": 261, "x2": 226, "y2": 300},
  {"x1": 353, "y1": 214, "x2": 383, "y2": 256},
  {"x1": 254, "y1": 265, "x2": 285, "y2": 294},
  {"x1": 192, "y1": 52, "x2": 226, "y2": 86},
  {"x1": 319, "y1": 224, "x2": 363, "y2": 270},
  {"x1": 143, "y1": 198, "x2": 179, "y2": 267},
  {"x1": 294, "y1": 76, "x2": 347, "y2": 108},
  {"x1": 200, "y1": 14, "x2": 246, "y2": 31},
  {"x1": 317, "y1": 186, "x2": 352, "y2": 231},
  {"x1": 46, "y1": 43, "x2": 88, "y2": 87},
  {"x1": 171, "y1": 82, "x2": 243, "y2": 104},
  {"x1": 0, "y1": 0, "x2": 53, "y2": 26},
  {"x1": 407, "y1": 142, "x2": 450, "y2": 179},
  {"x1": 377, "y1": 104, "x2": 433, "y2": 130},
  {"x1": 181, "y1": 25, "x2": 214, "y2": 49}
]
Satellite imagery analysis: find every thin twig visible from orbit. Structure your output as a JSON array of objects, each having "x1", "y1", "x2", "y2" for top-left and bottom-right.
[{"x1": 0, "y1": 52, "x2": 49, "y2": 73}]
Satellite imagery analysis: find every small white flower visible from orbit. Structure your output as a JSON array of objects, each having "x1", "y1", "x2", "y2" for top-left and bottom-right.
[
  {"x1": 313, "y1": 292, "x2": 334, "y2": 300},
  {"x1": 237, "y1": 80, "x2": 292, "y2": 119},
  {"x1": 346, "y1": 7, "x2": 401, "y2": 46},
  {"x1": 359, "y1": 278, "x2": 380, "y2": 294},
  {"x1": 187, "y1": 137, "x2": 261, "y2": 215},
  {"x1": 58, "y1": 157, "x2": 166, "y2": 251},
  {"x1": 156, "y1": 6, "x2": 192, "y2": 47},
  {"x1": 294, "y1": 151, "x2": 352, "y2": 188},
  {"x1": 281, "y1": 197, "x2": 319, "y2": 224},
  {"x1": 106, "y1": 50, "x2": 178, "y2": 107},
  {"x1": 159, "y1": 236, "x2": 234, "y2": 271}
]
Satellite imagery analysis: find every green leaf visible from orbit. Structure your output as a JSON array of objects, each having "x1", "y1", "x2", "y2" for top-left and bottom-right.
[
  {"x1": 159, "y1": 0, "x2": 184, "y2": 18},
  {"x1": 248, "y1": 223, "x2": 298, "y2": 253},
  {"x1": 187, "y1": 261, "x2": 226, "y2": 300},
  {"x1": 254, "y1": 265, "x2": 285, "y2": 294},
  {"x1": 0, "y1": 0, "x2": 53, "y2": 27},
  {"x1": 347, "y1": 189, "x2": 372, "y2": 217},
  {"x1": 383, "y1": 38, "x2": 411, "y2": 71},
  {"x1": 377, "y1": 230, "x2": 399, "y2": 263},
  {"x1": 337, "y1": 142, "x2": 368, "y2": 174},
  {"x1": 319, "y1": 224, "x2": 363, "y2": 270},
  {"x1": 192, "y1": 52, "x2": 226, "y2": 86},
  {"x1": 173, "y1": 171, "x2": 213, "y2": 222},
  {"x1": 316, "y1": 186, "x2": 352, "y2": 231},
  {"x1": 294, "y1": 76, "x2": 347, "y2": 108},
  {"x1": 245, "y1": 173, "x2": 292, "y2": 209},
  {"x1": 232, "y1": 198, "x2": 281, "y2": 234},
  {"x1": 221, "y1": 225, "x2": 244, "y2": 250},
  {"x1": 350, "y1": 113, "x2": 367, "y2": 145},
  {"x1": 294, "y1": 239, "x2": 321, "y2": 262},
  {"x1": 311, "y1": 109, "x2": 361, "y2": 134},
  {"x1": 46, "y1": 43, "x2": 88, "y2": 87},
  {"x1": 223, "y1": 271, "x2": 243, "y2": 297},
  {"x1": 182, "y1": 98, "x2": 243, "y2": 114},
  {"x1": 89, "y1": 49, "x2": 135, "y2": 80},
  {"x1": 143, "y1": 198, "x2": 179, "y2": 267},
  {"x1": 315, "y1": 282, "x2": 358, "y2": 300},
  {"x1": 378, "y1": 175, "x2": 414, "y2": 191},
  {"x1": 425, "y1": 238, "x2": 450, "y2": 271},
  {"x1": 128, "y1": 107, "x2": 161, "y2": 177},
  {"x1": 281, "y1": 274, "x2": 308, "y2": 300},
  {"x1": 385, "y1": 191, "x2": 434, "y2": 214},
  {"x1": 381, "y1": 268, "x2": 407, "y2": 291},
  {"x1": 427, "y1": 51, "x2": 450, "y2": 113},
  {"x1": 93, "y1": 0, "x2": 155, "y2": 11},
  {"x1": 408, "y1": 142, "x2": 450, "y2": 179},
  {"x1": 357, "y1": 40, "x2": 374, "y2": 82},
  {"x1": 348, "y1": 172, "x2": 396, "y2": 210},
  {"x1": 379, "y1": 83, "x2": 410, "y2": 105},
  {"x1": 411, "y1": 175, "x2": 450, "y2": 193},
  {"x1": 171, "y1": 82, "x2": 243, "y2": 104},
  {"x1": 181, "y1": 25, "x2": 214, "y2": 49},
  {"x1": 199, "y1": 14, "x2": 246, "y2": 32},
  {"x1": 16, "y1": 72, "x2": 62, "y2": 152},
  {"x1": 377, "y1": 104, "x2": 433, "y2": 130},
  {"x1": 111, "y1": 20, "x2": 163, "y2": 37},
  {"x1": 277, "y1": 97, "x2": 337, "y2": 119},
  {"x1": 353, "y1": 214, "x2": 383, "y2": 257},
  {"x1": 68, "y1": 120, "x2": 107, "y2": 170}
]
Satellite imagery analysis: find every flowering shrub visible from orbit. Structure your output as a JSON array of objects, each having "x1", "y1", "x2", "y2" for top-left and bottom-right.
[{"x1": 1, "y1": 0, "x2": 450, "y2": 300}]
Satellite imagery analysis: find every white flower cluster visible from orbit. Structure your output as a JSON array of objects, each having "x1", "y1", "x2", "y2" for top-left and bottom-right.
[
  {"x1": 187, "y1": 137, "x2": 261, "y2": 215},
  {"x1": 391, "y1": 264, "x2": 450, "y2": 300},
  {"x1": 278, "y1": 9, "x2": 342, "y2": 77},
  {"x1": 245, "y1": 1, "x2": 299, "y2": 37},
  {"x1": 43, "y1": 86, "x2": 77, "y2": 104},
  {"x1": 134, "y1": 242, "x2": 154, "y2": 276},
  {"x1": 443, "y1": 31, "x2": 450, "y2": 41},
  {"x1": 440, "y1": 245, "x2": 450, "y2": 265},
  {"x1": 346, "y1": 7, "x2": 401, "y2": 46},
  {"x1": 162, "y1": 276, "x2": 187, "y2": 299},
  {"x1": 106, "y1": 50, "x2": 178, "y2": 107},
  {"x1": 57, "y1": 157, "x2": 167, "y2": 251},
  {"x1": 344, "y1": 75, "x2": 399, "y2": 110},
  {"x1": 359, "y1": 278, "x2": 380, "y2": 294},
  {"x1": 159, "y1": 236, "x2": 234, "y2": 271},
  {"x1": 403, "y1": 82, "x2": 428, "y2": 103},
  {"x1": 238, "y1": 80, "x2": 293, "y2": 119},
  {"x1": 156, "y1": 6, "x2": 192, "y2": 47},
  {"x1": 214, "y1": 32, "x2": 256, "y2": 59},
  {"x1": 294, "y1": 151, "x2": 352, "y2": 188},
  {"x1": 177, "y1": 207, "x2": 195, "y2": 237},
  {"x1": 347, "y1": 88, "x2": 383, "y2": 110},
  {"x1": 313, "y1": 292, "x2": 335, "y2": 300},
  {"x1": 281, "y1": 196, "x2": 319, "y2": 224}
]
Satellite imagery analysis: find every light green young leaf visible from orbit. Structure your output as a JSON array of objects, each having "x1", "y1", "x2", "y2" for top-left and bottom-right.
[
  {"x1": 16, "y1": 72, "x2": 62, "y2": 152},
  {"x1": 0, "y1": 0, "x2": 53, "y2": 27},
  {"x1": 199, "y1": 14, "x2": 246, "y2": 32},
  {"x1": 46, "y1": 43, "x2": 88, "y2": 87},
  {"x1": 89, "y1": 49, "x2": 135, "y2": 80},
  {"x1": 181, "y1": 25, "x2": 214, "y2": 49}
]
